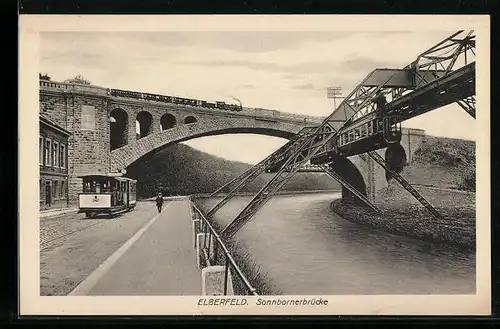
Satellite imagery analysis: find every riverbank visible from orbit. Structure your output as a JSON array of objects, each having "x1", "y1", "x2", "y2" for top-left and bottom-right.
[{"x1": 331, "y1": 183, "x2": 476, "y2": 251}]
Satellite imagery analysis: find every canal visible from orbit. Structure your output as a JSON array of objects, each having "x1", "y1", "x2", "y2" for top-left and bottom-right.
[{"x1": 198, "y1": 192, "x2": 475, "y2": 295}]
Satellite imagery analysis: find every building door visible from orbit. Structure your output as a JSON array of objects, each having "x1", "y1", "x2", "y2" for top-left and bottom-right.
[{"x1": 45, "y1": 181, "x2": 52, "y2": 207}]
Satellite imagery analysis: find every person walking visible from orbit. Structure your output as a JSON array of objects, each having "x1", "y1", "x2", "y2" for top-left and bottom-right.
[{"x1": 155, "y1": 193, "x2": 164, "y2": 213}]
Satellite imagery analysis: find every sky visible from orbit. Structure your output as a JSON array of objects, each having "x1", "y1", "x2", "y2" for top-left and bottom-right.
[{"x1": 39, "y1": 31, "x2": 476, "y2": 164}]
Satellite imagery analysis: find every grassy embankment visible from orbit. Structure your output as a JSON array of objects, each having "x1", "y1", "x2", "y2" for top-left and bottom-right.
[
  {"x1": 127, "y1": 143, "x2": 341, "y2": 199},
  {"x1": 331, "y1": 136, "x2": 476, "y2": 250}
]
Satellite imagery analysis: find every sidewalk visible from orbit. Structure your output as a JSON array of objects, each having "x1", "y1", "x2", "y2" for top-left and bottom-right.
[
  {"x1": 71, "y1": 200, "x2": 202, "y2": 296},
  {"x1": 40, "y1": 207, "x2": 79, "y2": 219}
]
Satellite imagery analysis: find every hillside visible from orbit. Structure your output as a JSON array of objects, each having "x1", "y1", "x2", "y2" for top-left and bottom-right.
[
  {"x1": 402, "y1": 136, "x2": 475, "y2": 190},
  {"x1": 335, "y1": 135, "x2": 477, "y2": 250},
  {"x1": 126, "y1": 143, "x2": 341, "y2": 199}
]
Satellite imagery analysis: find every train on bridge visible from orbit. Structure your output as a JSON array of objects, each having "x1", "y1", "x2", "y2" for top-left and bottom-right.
[{"x1": 108, "y1": 88, "x2": 244, "y2": 112}]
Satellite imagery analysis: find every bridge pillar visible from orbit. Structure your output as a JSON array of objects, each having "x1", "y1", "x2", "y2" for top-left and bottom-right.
[
  {"x1": 350, "y1": 128, "x2": 426, "y2": 203},
  {"x1": 150, "y1": 110, "x2": 163, "y2": 134},
  {"x1": 127, "y1": 111, "x2": 138, "y2": 145}
]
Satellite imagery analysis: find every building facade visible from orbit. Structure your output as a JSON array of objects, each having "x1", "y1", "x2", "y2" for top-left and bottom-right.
[{"x1": 39, "y1": 114, "x2": 71, "y2": 210}]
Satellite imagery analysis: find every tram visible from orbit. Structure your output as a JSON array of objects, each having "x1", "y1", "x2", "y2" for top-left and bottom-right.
[{"x1": 78, "y1": 174, "x2": 137, "y2": 218}]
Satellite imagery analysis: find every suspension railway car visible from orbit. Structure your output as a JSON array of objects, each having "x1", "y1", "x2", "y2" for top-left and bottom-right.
[
  {"x1": 304, "y1": 115, "x2": 403, "y2": 166},
  {"x1": 334, "y1": 115, "x2": 402, "y2": 157},
  {"x1": 78, "y1": 174, "x2": 137, "y2": 218}
]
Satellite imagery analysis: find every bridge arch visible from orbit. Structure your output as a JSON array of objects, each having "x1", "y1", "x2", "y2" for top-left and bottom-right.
[
  {"x1": 111, "y1": 117, "x2": 304, "y2": 171},
  {"x1": 136, "y1": 111, "x2": 153, "y2": 139},
  {"x1": 160, "y1": 113, "x2": 177, "y2": 131},
  {"x1": 184, "y1": 116, "x2": 197, "y2": 124},
  {"x1": 329, "y1": 157, "x2": 367, "y2": 204},
  {"x1": 110, "y1": 108, "x2": 129, "y2": 151}
]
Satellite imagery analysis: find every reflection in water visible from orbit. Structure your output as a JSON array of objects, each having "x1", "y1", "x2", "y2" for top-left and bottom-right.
[{"x1": 200, "y1": 192, "x2": 475, "y2": 295}]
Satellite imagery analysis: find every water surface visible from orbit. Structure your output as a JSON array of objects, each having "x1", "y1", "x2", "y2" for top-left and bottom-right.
[{"x1": 200, "y1": 192, "x2": 475, "y2": 295}]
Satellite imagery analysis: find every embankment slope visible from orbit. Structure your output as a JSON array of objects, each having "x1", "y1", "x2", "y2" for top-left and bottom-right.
[{"x1": 332, "y1": 136, "x2": 476, "y2": 250}]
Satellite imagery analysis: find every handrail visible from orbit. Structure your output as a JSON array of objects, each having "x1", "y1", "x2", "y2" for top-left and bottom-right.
[{"x1": 190, "y1": 199, "x2": 258, "y2": 296}]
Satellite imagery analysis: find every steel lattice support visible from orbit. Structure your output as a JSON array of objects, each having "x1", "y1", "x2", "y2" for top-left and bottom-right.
[
  {"x1": 318, "y1": 164, "x2": 380, "y2": 213},
  {"x1": 456, "y1": 96, "x2": 476, "y2": 118},
  {"x1": 207, "y1": 127, "x2": 316, "y2": 216},
  {"x1": 367, "y1": 151, "x2": 445, "y2": 220},
  {"x1": 219, "y1": 78, "x2": 394, "y2": 238},
  {"x1": 213, "y1": 30, "x2": 474, "y2": 239},
  {"x1": 339, "y1": 30, "x2": 476, "y2": 128}
]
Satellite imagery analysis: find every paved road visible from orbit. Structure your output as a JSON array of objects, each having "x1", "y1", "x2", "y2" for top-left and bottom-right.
[{"x1": 77, "y1": 199, "x2": 201, "y2": 296}]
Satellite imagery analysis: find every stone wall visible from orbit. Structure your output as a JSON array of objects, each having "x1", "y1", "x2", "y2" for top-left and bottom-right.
[
  {"x1": 40, "y1": 81, "x2": 314, "y2": 206},
  {"x1": 40, "y1": 84, "x2": 111, "y2": 205},
  {"x1": 349, "y1": 128, "x2": 426, "y2": 202}
]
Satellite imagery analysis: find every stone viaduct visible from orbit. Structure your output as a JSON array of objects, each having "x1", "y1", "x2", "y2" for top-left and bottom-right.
[{"x1": 39, "y1": 79, "x2": 426, "y2": 205}]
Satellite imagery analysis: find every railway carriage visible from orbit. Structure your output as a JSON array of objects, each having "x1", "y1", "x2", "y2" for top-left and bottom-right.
[{"x1": 78, "y1": 174, "x2": 137, "y2": 218}]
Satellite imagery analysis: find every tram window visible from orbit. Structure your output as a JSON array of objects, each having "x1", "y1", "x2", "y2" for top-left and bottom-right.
[
  {"x1": 367, "y1": 122, "x2": 373, "y2": 135},
  {"x1": 354, "y1": 129, "x2": 360, "y2": 140}
]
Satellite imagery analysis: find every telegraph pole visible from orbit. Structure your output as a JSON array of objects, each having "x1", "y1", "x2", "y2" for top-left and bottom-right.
[{"x1": 327, "y1": 86, "x2": 344, "y2": 110}]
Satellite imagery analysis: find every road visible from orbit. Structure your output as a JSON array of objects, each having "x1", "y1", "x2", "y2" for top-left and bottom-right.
[
  {"x1": 70, "y1": 199, "x2": 201, "y2": 296},
  {"x1": 41, "y1": 199, "x2": 201, "y2": 296}
]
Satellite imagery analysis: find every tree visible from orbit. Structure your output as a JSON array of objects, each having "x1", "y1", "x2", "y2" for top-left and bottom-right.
[
  {"x1": 39, "y1": 73, "x2": 51, "y2": 80},
  {"x1": 64, "y1": 74, "x2": 91, "y2": 85}
]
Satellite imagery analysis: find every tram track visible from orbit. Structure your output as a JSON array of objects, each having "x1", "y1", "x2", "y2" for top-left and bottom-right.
[{"x1": 40, "y1": 220, "x2": 106, "y2": 250}]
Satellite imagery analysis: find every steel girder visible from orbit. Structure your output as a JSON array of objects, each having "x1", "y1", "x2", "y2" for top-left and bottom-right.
[
  {"x1": 206, "y1": 127, "x2": 317, "y2": 217},
  {"x1": 367, "y1": 151, "x2": 444, "y2": 220},
  {"x1": 213, "y1": 30, "x2": 475, "y2": 239}
]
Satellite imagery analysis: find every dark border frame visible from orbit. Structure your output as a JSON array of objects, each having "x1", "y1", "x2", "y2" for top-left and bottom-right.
[{"x1": 6, "y1": 0, "x2": 498, "y2": 327}]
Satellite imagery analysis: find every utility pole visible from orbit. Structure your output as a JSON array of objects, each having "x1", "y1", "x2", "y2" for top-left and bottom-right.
[{"x1": 327, "y1": 86, "x2": 344, "y2": 110}]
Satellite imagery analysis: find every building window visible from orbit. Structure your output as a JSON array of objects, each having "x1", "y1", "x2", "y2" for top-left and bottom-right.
[
  {"x1": 60, "y1": 180, "x2": 65, "y2": 198},
  {"x1": 53, "y1": 181, "x2": 58, "y2": 198},
  {"x1": 59, "y1": 144, "x2": 66, "y2": 169},
  {"x1": 53, "y1": 141, "x2": 59, "y2": 167},
  {"x1": 44, "y1": 139, "x2": 52, "y2": 166},
  {"x1": 81, "y1": 105, "x2": 96, "y2": 130},
  {"x1": 39, "y1": 136, "x2": 44, "y2": 164},
  {"x1": 39, "y1": 179, "x2": 44, "y2": 201}
]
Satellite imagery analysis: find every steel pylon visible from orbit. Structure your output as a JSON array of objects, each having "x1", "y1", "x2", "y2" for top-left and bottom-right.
[
  {"x1": 367, "y1": 151, "x2": 445, "y2": 220},
  {"x1": 206, "y1": 127, "x2": 316, "y2": 217}
]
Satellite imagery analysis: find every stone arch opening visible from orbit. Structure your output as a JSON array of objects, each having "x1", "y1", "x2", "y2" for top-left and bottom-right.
[
  {"x1": 110, "y1": 108, "x2": 129, "y2": 151},
  {"x1": 160, "y1": 113, "x2": 177, "y2": 131},
  {"x1": 136, "y1": 111, "x2": 153, "y2": 139},
  {"x1": 385, "y1": 143, "x2": 407, "y2": 181},
  {"x1": 184, "y1": 116, "x2": 197, "y2": 124},
  {"x1": 329, "y1": 157, "x2": 367, "y2": 205}
]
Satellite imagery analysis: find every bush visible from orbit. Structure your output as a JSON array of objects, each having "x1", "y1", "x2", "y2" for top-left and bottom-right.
[
  {"x1": 39, "y1": 73, "x2": 51, "y2": 80},
  {"x1": 64, "y1": 74, "x2": 91, "y2": 85},
  {"x1": 460, "y1": 171, "x2": 476, "y2": 191}
]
